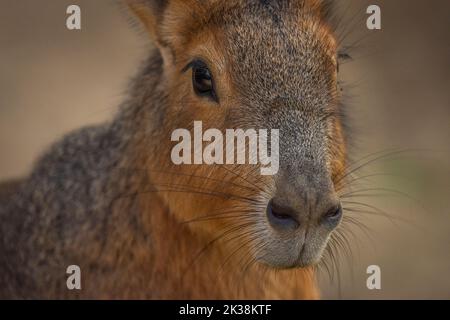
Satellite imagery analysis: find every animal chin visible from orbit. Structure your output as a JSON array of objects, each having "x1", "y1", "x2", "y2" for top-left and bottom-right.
[
  {"x1": 257, "y1": 237, "x2": 326, "y2": 269},
  {"x1": 293, "y1": 250, "x2": 322, "y2": 268}
]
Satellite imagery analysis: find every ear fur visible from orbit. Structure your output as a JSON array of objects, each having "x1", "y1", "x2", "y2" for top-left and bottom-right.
[{"x1": 126, "y1": 0, "x2": 167, "y2": 46}]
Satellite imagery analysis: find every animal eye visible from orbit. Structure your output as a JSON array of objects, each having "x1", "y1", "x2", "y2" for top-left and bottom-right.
[
  {"x1": 337, "y1": 52, "x2": 352, "y2": 73},
  {"x1": 191, "y1": 60, "x2": 218, "y2": 102}
]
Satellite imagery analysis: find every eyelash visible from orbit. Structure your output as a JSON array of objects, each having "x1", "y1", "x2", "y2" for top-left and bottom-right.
[
  {"x1": 337, "y1": 51, "x2": 352, "y2": 72},
  {"x1": 183, "y1": 59, "x2": 218, "y2": 103}
]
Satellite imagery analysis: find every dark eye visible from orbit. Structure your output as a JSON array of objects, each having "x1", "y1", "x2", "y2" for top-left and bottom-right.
[
  {"x1": 337, "y1": 52, "x2": 352, "y2": 73},
  {"x1": 190, "y1": 60, "x2": 218, "y2": 102}
]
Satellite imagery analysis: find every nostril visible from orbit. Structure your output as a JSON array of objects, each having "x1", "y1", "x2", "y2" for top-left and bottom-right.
[
  {"x1": 266, "y1": 199, "x2": 300, "y2": 231},
  {"x1": 323, "y1": 203, "x2": 343, "y2": 224},
  {"x1": 270, "y1": 206, "x2": 292, "y2": 220}
]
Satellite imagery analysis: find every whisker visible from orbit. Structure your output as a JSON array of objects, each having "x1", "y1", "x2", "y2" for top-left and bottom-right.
[
  {"x1": 218, "y1": 228, "x2": 265, "y2": 274},
  {"x1": 180, "y1": 220, "x2": 258, "y2": 281},
  {"x1": 218, "y1": 165, "x2": 273, "y2": 198},
  {"x1": 342, "y1": 201, "x2": 403, "y2": 229},
  {"x1": 342, "y1": 172, "x2": 410, "y2": 186},
  {"x1": 147, "y1": 168, "x2": 259, "y2": 194},
  {"x1": 336, "y1": 148, "x2": 428, "y2": 185},
  {"x1": 340, "y1": 215, "x2": 375, "y2": 242},
  {"x1": 181, "y1": 207, "x2": 262, "y2": 224}
]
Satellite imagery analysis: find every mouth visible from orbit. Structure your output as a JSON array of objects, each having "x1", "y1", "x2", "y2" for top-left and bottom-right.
[
  {"x1": 253, "y1": 198, "x2": 339, "y2": 269},
  {"x1": 257, "y1": 240, "x2": 325, "y2": 269},
  {"x1": 292, "y1": 243, "x2": 325, "y2": 268}
]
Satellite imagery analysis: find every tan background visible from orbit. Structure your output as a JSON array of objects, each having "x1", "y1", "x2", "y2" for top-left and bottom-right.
[{"x1": 0, "y1": 0, "x2": 449, "y2": 299}]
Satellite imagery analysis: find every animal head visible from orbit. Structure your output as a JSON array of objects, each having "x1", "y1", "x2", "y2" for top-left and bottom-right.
[{"x1": 128, "y1": 0, "x2": 347, "y2": 268}]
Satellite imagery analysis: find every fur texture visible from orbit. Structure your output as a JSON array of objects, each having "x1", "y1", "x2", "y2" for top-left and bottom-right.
[{"x1": 0, "y1": 0, "x2": 346, "y2": 299}]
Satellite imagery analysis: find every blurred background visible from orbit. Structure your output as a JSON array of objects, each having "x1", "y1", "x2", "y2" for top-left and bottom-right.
[{"x1": 0, "y1": 0, "x2": 449, "y2": 299}]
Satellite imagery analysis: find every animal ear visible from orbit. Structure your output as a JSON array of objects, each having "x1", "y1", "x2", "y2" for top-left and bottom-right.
[
  {"x1": 126, "y1": 0, "x2": 208, "y2": 64},
  {"x1": 125, "y1": 0, "x2": 168, "y2": 47}
]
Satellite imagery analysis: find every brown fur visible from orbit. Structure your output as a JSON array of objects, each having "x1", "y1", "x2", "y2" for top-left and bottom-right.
[{"x1": 0, "y1": 0, "x2": 347, "y2": 299}]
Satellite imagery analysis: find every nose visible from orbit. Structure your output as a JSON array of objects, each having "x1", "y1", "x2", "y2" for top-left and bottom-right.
[{"x1": 266, "y1": 197, "x2": 342, "y2": 232}]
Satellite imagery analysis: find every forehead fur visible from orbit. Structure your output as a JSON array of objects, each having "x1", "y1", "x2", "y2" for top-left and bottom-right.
[
  {"x1": 220, "y1": 1, "x2": 338, "y2": 102},
  {"x1": 161, "y1": 0, "x2": 335, "y2": 51},
  {"x1": 162, "y1": 0, "x2": 338, "y2": 102}
]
